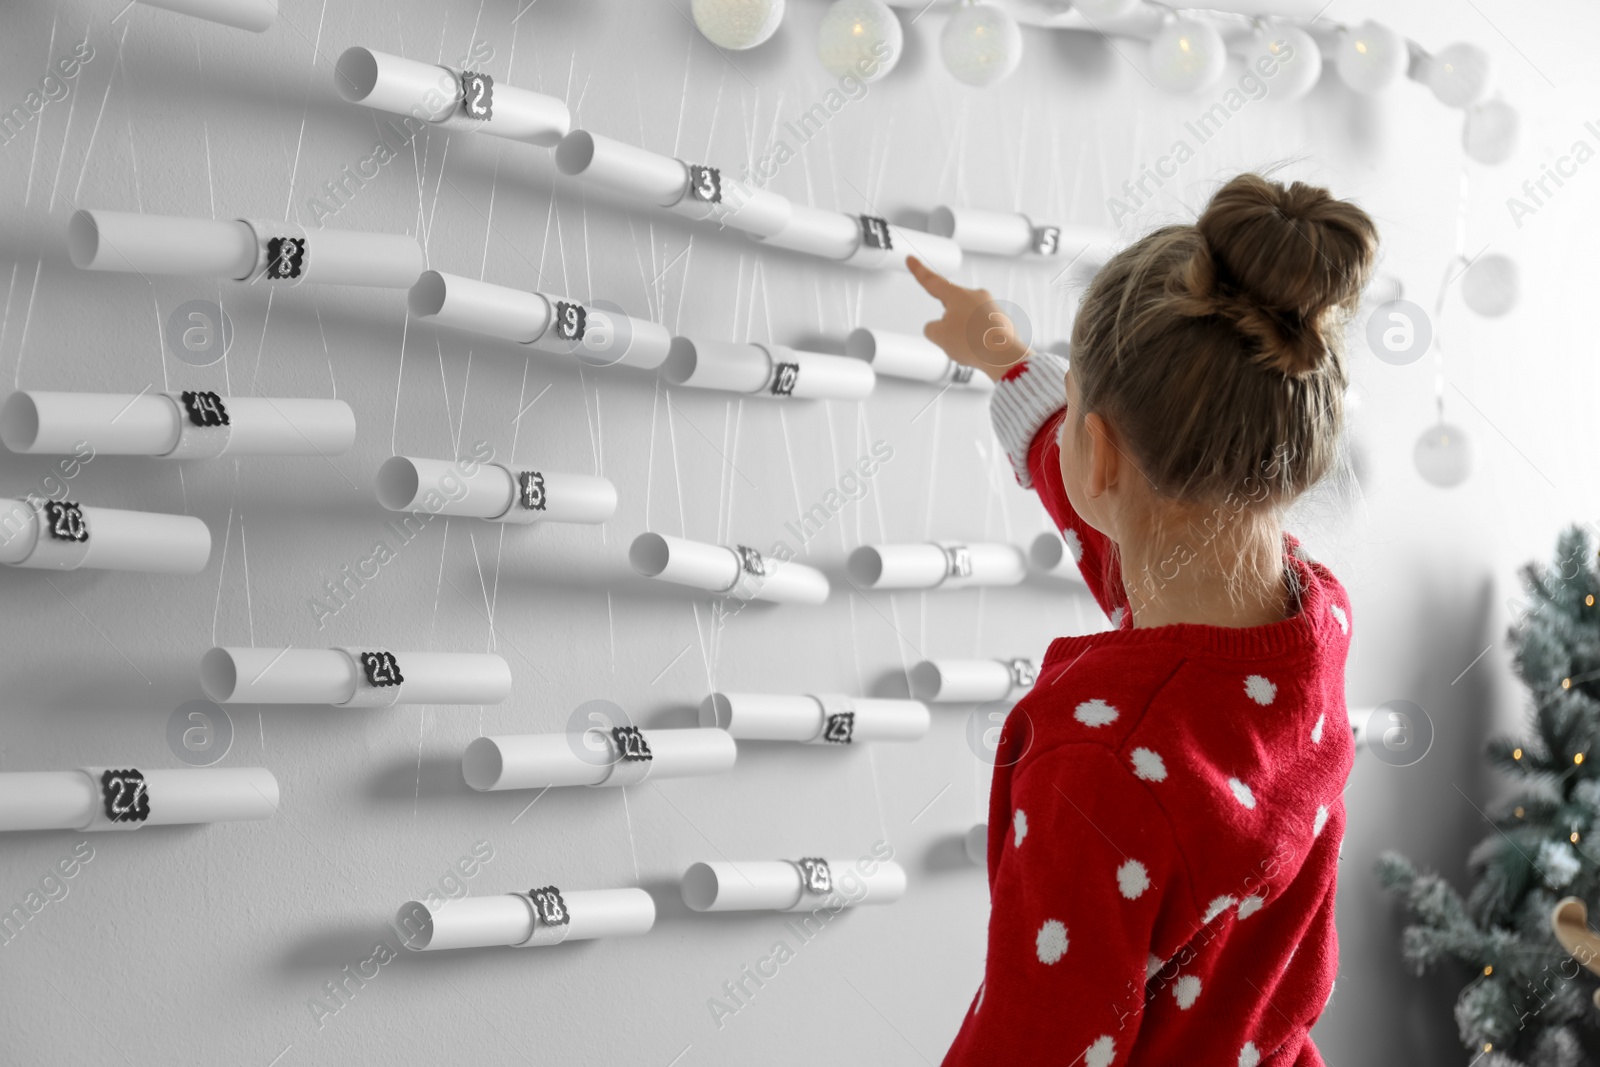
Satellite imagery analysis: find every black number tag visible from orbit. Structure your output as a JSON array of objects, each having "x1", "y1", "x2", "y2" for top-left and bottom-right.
[
  {"x1": 181, "y1": 390, "x2": 230, "y2": 427},
  {"x1": 265, "y1": 236, "x2": 305, "y2": 279},
  {"x1": 518, "y1": 470, "x2": 547, "y2": 511},
  {"x1": 461, "y1": 70, "x2": 494, "y2": 120},
  {"x1": 1009, "y1": 658, "x2": 1037, "y2": 687},
  {"x1": 361, "y1": 651, "x2": 404, "y2": 688},
  {"x1": 1032, "y1": 225, "x2": 1061, "y2": 255},
  {"x1": 528, "y1": 885, "x2": 569, "y2": 926},
  {"x1": 946, "y1": 545, "x2": 973, "y2": 578},
  {"x1": 44, "y1": 501, "x2": 88, "y2": 542},
  {"x1": 796, "y1": 857, "x2": 832, "y2": 893},
  {"x1": 951, "y1": 364, "x2": 975, "y2": 384},
  {"x1": 554, "y1": 301, "x2": 587, "y2": 342},
  {"x1": 736, "y1": 545, "x2": 765, "y2": 577},
  {"x1": 822, "y1": 712, "x2": 854, "y2": 744},
  {"x1": 687, "y1": 163, "x2": 722, "y2": 204},
  {"x1": 770, "y1": 362, "x2": 799, "y2": 397},
  {"x1": 612, "y1": 725, "x2": 653, "y2": 762},
  {"x1": 859, "y1": 215, "x2": 892, "y2": 250},
  {"x1": 101, "y1": 768, "x2": 150, "y2": 823}
]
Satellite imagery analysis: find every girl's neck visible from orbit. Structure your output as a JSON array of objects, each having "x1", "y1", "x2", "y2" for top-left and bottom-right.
[{"x1": 1116, "y1": 516, "x2": 1292, "y2": 631}]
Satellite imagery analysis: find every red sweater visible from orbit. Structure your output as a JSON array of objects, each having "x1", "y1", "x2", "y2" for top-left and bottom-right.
[{"x1": 942, "y1": 354, "x2": 1355, "y2": 1067}]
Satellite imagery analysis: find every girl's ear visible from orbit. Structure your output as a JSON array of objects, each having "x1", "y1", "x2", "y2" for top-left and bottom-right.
[{"x1": 1083, "y1": 412, "x2": 1120, "y2": 499}]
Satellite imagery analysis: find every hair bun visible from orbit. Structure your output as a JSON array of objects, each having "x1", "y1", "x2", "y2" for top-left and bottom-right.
[{"x1": 1177, "y1": 174, "x2": 1379, "y2": 377}]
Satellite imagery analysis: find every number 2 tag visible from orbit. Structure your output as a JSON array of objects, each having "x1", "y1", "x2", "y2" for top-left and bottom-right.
[
  {"x1": 101, "y1": 768, "x2": 151, "y2": 824},
  {"x1": 460, "y1": 71, "x2": 494, "y2": 120}
]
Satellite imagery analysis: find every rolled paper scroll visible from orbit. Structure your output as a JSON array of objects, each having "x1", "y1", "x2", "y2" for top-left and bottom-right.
[
  {"x1": 199, "y1": 647, "x2": 511, "y2": 707},
  {"x1": 699, "y1": 692, "x2": 928, "y2": 744},
  {"x1": 0, "y1": 767, "x2": 278, "y2": 832},
  {"x1": 841, "y1": 217, "x2": 963, "y2": 275},
  {"x1": 1029, "y1": 531, "x2": 1087, "y2": 583},
  {"x1": 0, "y1": 498, "x2": 209, "y2": 573},
  {"x1": 376, "y1": 457, "x2": 616, "y2": 525},
  {"x1": 907, "y1": 657, "x2": 1039, "y2": 703},
  {"x1": 133, "y1": 0, "x2": 277, "y2": 31},
  {"x1": 662, "y1": 338, "x2": 875, "y2": 400},
  {"x1": 408, "y1": 272, "x2": 671, "y2": 370},
  {"x1": 555, "y1": 130, "x2": 691, "y2": 206},
  {"x1": 680, "y1": 857, "x2": 907, "y2": 912},
  {"x1": 964, "y1": 823, "x2": 987, "y2": 866},
  {"x1": 395, "y1": 886, "x2": 654, "y2": 951},
  {"x1": 68, "y1": 209, "x2": 423, "y2": 288},
  {"x1": 629, "y1": 533, "x2": 830, "y2": 604},
  {"x1": 844, "y1": 328, "x2": 992, "y2": 390},
  {"x1": 461, "y1": 727, "x2": 737, "y2": 791},
  {"x1": 1, "y1": 390, "x2": 355, "y2": 459},
  {"x1": 752, "y1": 204, "x2": 861, "y2": 260},
  {"x1": 928, "y1": 207, "x2": 1117, "y2": 264},
  {"x1": 846, "y1": 542, "x2": 1027, "y2": 590},
  {"x1": 335, "y1": 47, "x2": 570, "y2": 146}
]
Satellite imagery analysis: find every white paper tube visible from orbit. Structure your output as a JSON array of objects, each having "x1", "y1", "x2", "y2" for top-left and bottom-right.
[
  {"x1": 252, "y1": 224, "x2": 423, "y2": 289},
  {"x1": 735, "y1": 557, "x2": 831, "y2": 605},
  {"x1": 850, "y1": 698, "x2": 931, "y2": 742},
  {"x1": 1030, "y1": 531, "x2": 1088, "y2": 583},
  {"x1": 135, "y1": 0, "x2": 277, "y2": 31},
  {"x1": 462, "y1": 728, "x2": 736, "y2": 791},
  {"x1": 396, "y1": 888, "x2": 654, "y2": 951},
  {"x1": 843, "y1": 223, "x2": 963, "y2": 276},
  {"x1": 528, "y1": 295, "x2": 673, "y2": 371},
  {"x1": 909, "y1": 659, "x2": 1036, "y2": 703},
  {"x1": 200, "y1": 647, "x2": 510, "y2": 706},
  {"x1": 844, "y1": 328, "x2": 992, "y2": 390},
  {"x1": 69, "y1": 210, "x2": 257, "y2": 279},
  {"x1": 661, "y1": 338, "x2": 771, "y2": 394},
  {"x1": 409, "y1": 271, "x2": 552, "y2": 345},
  {"x1": 377, "y1": 458, "x2": 616, "y2": 525},
  {"x1": 669, "y1": 172, "x2": 792, "y2": 238},
  {"x1": 753, "y1": 204, "x2": 860, "y2": 260},
  {"x1": 965, "y1": 823, "x2": 987, "y2": 866},
  {"x1": 555, "y1": 131, "x2": 689, "y2": 207},
  {"x1": 699, "y1": 693, "x2": 824, "y2": 741},
  {"x1": 630, "y1": 533, "x2": 829, "y2": 604},
  {"x1": 682, "y1": 859, "x2": 906, "y2": 912},
  {"x1": 762, "y1": 346, "x2": 876, "y2": 401},
  {"x1": 335, "y1": 48, "x2": 570, "y2": 146},
  {"x1": 928, "y1": 206, "x2": 1035, "y2": 256},
  {"x1": 847, "y1": 542, "x2": 1026, "y2": 590},
  {"x1": 1054, "y1": 224, "x2": 1119, "y2": 265},
  {"x1": 0, "y1": 391, "x2": 354, "y2": 457},
  {"x1": 0, "y1": 767, "x2": 278, "y2": 832},
  {"x1": 0, "y1": 499, "x2": 209, "y2": 573}
]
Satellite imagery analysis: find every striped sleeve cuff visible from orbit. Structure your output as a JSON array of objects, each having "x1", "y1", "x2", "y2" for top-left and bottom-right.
[{"x1": 990, "y1": 352, "x2": 1069, "y2": 488}]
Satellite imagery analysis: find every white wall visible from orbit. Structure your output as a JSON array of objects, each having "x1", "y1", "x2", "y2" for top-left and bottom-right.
[{"x1": 1, "y1": 1, "x2": 1594, "y2": 1064}]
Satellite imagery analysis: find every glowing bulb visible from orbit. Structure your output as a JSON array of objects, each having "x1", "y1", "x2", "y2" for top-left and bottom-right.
[
  {"x1": 1564, "y1": 678, "x2": 1573, "y2": 689},
  {"x1": 1249, "y1": 27, "x2": 1323, "y2": 102},
  {"x1": 692, "y1": 0, "x2": 786, "y2": 50},
  {"x1": 1573, "y1": 832, "x2": 1583, "y2": 843},
  {"x1": 1483, "y1": 965, "x2": 1493, "y2": 975},
  {"x1": 817, "y1": 0, "x2": 903, "y2": 81},
  {"x1": 1514, "y1": 807, "x2": 1524, "y2": 817},
  {"x1": 1577, "y1": 752, "x2": 1585, "y2": 765},
  {"x1": 1337, "y1": 21, "x2": 1407, "y2": 94},
  {"x1": 1429, "y1": 42, "x2": 1495, "y2": 108},
  {"x1": 1588, "y1": 595, "x2": 1596, "y2": 606},
  {"x1": 940, "y1": 3, "x2": 1024, "y2": 87},
  {"x1": 1513, "y1": 748, "x2": 1523, "y2": 759},
  {"x1": 1147, "y1": 18, "x2": 1226, "y2": 94}
]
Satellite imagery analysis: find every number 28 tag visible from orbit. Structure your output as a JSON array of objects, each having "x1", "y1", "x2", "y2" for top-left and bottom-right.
[{"x1": 460, "y1": 71, "x2": 493, "y2": 120}]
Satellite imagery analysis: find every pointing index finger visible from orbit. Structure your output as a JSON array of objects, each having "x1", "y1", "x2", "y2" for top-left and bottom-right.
[{"x1": 906, "y1": 256, "x2": 957, "y2": 302}]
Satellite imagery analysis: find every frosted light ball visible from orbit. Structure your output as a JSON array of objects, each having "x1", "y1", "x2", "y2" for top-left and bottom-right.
[
  {"x1": 1428, "y1": 42, "x2": 1495, "y2": 108},
  {"x1": 1147, "y1": 19, "x2": 1227, "y2": 95},
  {"x1": 1363, "y1": 272, "x2": 1404, "y2": 307},
  {"x1": 1250, "y1": 27, "x2": 1322, "y2": 102},
  {"x1": 1460, "y1": 254, "x2": 1519, "y2": 317},
  {"x1": 817, "y1": 0, "x2": 903, "y2": 81},
  {"x1": 1414, "y1": 424, "x2": 1473, "y2": 488},
  {"x1": 1335, "y1": 21, "x2": 1408, "y2": 94},
  {"x1": 1072, "y1": 0, "x2": 1141, "y2": 20},
  {"x1": 692, "y1": 0, "x2": 785, "y2": 51},
  {"x1": 1463, "y1": 100, "x2": 1519, "y2": 164},
  {"x1": 941, "y1": 3, "x2": 1025, "y2": 87}
]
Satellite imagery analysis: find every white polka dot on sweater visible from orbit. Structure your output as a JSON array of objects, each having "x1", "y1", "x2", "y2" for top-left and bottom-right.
[
  {"x1": 1117, "y1": 859, "x2": 1151, "y2": 899},
  {"x1": 1075, "y1": 699, "x2": 1119, "y2": 727},
  {"x1": 1228, "y1": 777, "x2": 1256, "y2": 809},
  {"x1": 1173, "y1": 974, "x2": 1201, "y2": 1009},
  {"x1": 1036, "y1": 919, "x2": 1068, "y2": 964},
  {"x1": 1314, "y1": 805, "x2": 1329, "y2": 836},
  {"x1": 1203, "y1": 896, "x2": 1237, "y2": 924},
  {"x1": 1013, "y1": 809, "x2": 1028, "y2": 847},
  {"x1": 1146, "y1": 953, "x2": 1164, "y2": 980},
  {"x1": 1311, "y1": 713, "x2": 1325, "y2": 744},
  {"x1": 1084, "y1": 1036, "x2": 1115, "y2": 1067},
  {"x1": 1064, "y1": 529, "x2": 1083, "y2": 563},
  {"x1": 1237, "y1": 894, "x2": 1265, "y2": 919},
  {"x1": 1131, "y1": 747, "x2": 1167, "y2": 782},
  {"x1": 1109, "y1": 606, "x2": 1126, "y2": 628},
  {"x1": 1244, "y1": 675, "x2": 1277, "y2": 705},
  {"x1": 1330, "y1": 603, "x2": 1348, "y2": 634},
  {"x1": 1240, "y1": 1042, "x2": 1261, "y2": 1067}
]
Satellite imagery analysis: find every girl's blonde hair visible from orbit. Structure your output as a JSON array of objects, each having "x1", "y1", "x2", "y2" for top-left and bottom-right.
[{"x1": 1069, "y1": 173, "x2": 1378, "y2": 507}]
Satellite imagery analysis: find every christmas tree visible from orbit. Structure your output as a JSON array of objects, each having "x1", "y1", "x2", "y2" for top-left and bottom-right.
[{"x1": 1378, "y1": 525, "x2": 1600, "y2": 1067}]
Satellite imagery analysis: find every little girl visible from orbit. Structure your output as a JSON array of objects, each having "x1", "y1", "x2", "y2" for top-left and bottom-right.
[{"x1": 909, "y1": 173, "x2": 1372, "y2": 1066}]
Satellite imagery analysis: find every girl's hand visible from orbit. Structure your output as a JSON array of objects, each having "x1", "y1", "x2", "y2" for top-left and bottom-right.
[{"x1": 906, "y1": 256, "x2": 1030, "y2": 382}]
